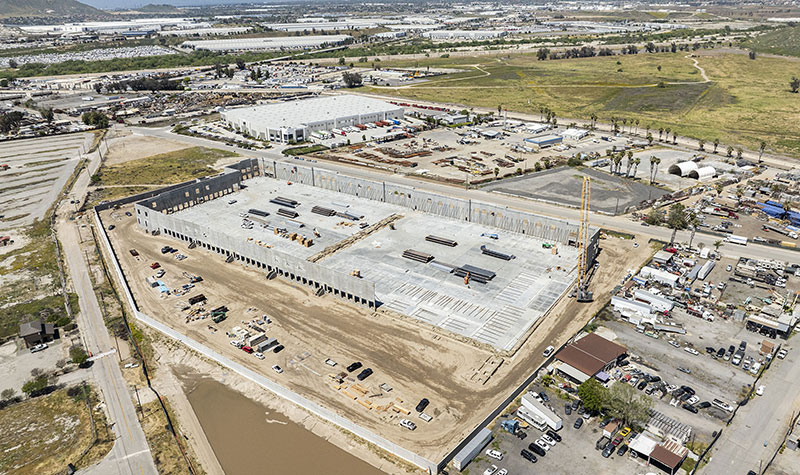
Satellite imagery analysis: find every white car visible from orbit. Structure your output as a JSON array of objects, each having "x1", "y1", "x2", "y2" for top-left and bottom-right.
[
  {"x1": 777, "y1": 349, "x2": 788, "y2": 359},
  {"x1": 400, "y1": 419, "x2": 417, "y2": 431},
  {"x1": 254, "y1": 352, "x2": 264, "y2": 360},
  {"x1": 30, "y1": 343, "x2": 48, "y2": 353},
  {"x1": 756, "y1": 385, "x2": 765, "y2": 396},
  {"x1": 271, "y1": 365, "x2": 283, "y2": 374},
  {"x1": 496, "y1": 469, "x2": 508, "y2": 475},
  {"x1": 669, "y1": 340, "x2": 680, "y2": 349},
  {"x1": 684, "y1": 347, "x2": 699, "y2": 356},
  {"x1": 541, "y1": 434, "x2": 556, "y2": 446},
  {"x1": 535, "y1": 439, "x2": 550, "y2": 451},
  {"x1": 687, "y1": 395, "x2": 700, "y2": 405},
  {"x1": 484, "y1": 465, "x2": 497, "y2": 475},
  {"x1": 486, "y1": 449, "x2": 503, "y2": 461},
  {"x1": 543, "y1": 345, "x2": 555, "y2": 357}
]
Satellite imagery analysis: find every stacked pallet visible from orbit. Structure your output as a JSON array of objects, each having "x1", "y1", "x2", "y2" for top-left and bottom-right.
[
  {"x1": 402, "y1": 249, "x2": 434, "y2": 263},
  {"x1": 454, "y1": 264, "x2": 496, "y2": 284},
  {"x1": 426, "y1": 235, "x2": 458, "y2": 247},
  {"x1": 277, "y1": 208, "x2": 299, "y2": 219},
  {"x1": 248, "y1": 208, "x2": 269, "y2": 217},
  {"x1": 270, "y1": 196, "x2": 299, "y2": 208},
  {"x1": 480, "y1": 245, "x2": 515, "y2": 260},
  {"x1": 311, "y1": 206, "x2": 336, "y2": 217}
]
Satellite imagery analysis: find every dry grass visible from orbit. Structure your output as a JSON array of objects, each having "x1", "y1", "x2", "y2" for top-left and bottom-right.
[{"x1": 140, "y1": 397, "x2": 204, "y2": 475}]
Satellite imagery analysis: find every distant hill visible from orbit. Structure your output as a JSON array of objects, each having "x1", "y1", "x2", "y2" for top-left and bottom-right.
[
  {"x1": 0, "y1": 0, "x2": 103, "y2": 18},
  {"x1": 741, "y1": 25, "x2": 800, "y2": 58},
  {"x1": 135, "y1": 3, "x2": 181, "y2": 13}
]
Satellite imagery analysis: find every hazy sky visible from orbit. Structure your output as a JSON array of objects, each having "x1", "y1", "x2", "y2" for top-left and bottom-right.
[{"x1": 80, "y1": 0, "x2": 269, "y2": 8}]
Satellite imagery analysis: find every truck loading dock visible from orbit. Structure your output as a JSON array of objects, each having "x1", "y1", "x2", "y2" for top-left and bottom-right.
[{"x1": 134, "y1": 159, "x2": 599, "y2": 352}]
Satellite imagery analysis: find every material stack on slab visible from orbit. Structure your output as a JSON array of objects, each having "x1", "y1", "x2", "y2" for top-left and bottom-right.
[
  {"x1": 480, "y1": 245, "x2": 515, "y2": 260},
  {"x1": 402, "y1": 249, "x2": 435, "y2": 263},
  {"x1": 248, "y1": 208, "x2": 270, "y2": 217},
  {"x1": 453, "y1": 264, "x2": 495, "y2": 284},
  {"x1": 311, "y1": 206, "x2": 337, "y2": 217},
  {"x1": 336, "y1": 210, "x2": 363, "y2": 221},
  {"x1": 277, "y1": 208, "x2": 300, "y2": 219},
  {"x1": 425, "y1": 235, "x2": 458, "y2": 247},
  {"x1": 270, "y1": 196, "x2": 299, "y2": 208}
]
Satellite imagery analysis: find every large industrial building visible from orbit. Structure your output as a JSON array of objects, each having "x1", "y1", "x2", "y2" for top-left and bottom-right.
[
  {"x1": 221, "y1": 95, "x2": 404, "y2": 143},
  {"x1": 181, "y1": 35, "x2": 351, "y2": 52},
  {"x1": 134, "y1": 159, "x2": 600, "y2": 351}
]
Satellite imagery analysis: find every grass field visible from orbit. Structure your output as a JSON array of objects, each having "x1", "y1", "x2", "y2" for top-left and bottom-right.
[
  {"x1": 369, "y1": 51, "x2": 800, "y2": 157},
  {"x1": 94, "y1": 146, "x2": 237, "y2": 187},
  {"x1": 0, "y1": 387, "x2": 113, "y2": 474},
  {"x1": 741, "y1": 25, "x2": 800, "y2": 57}
]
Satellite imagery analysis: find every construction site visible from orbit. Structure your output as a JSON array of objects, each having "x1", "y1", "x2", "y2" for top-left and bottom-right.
[{"x1": 97, "y1": 158, "x2": 645, "y2": 471}]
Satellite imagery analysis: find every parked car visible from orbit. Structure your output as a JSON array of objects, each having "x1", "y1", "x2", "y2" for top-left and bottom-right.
[
  {"x1": 400, "y1": 419, "x2": 416, "y2": 431},
  {"x1": 30, "y1": 343, "x2": 48, "y2": 353},
  {"x1": 565, "y1": 403, "x2": 572, "y2": 415},
  {"x1": 546, "y1": 429, "x2": 562, "y2": 443},
  {"x1": 617, "y1": 444, "x2": 629, "y2": 456},
  {"x1": 756, "y1": 385, "x2": 765, "y2": 396},
  {"x1": 416, "y1": 398, "x2": 430, "y2": 413},
  {"x1": 717, "y1": 347, "x2": 726, "y2": 358},
  {"x1": 486, "y1": 449, "x2": 503, "y2": 461},
  {"x1": 574, "y1": 418, "x2": 584, "y2": 429},
  {"x1": 520, "y1": 449, "x2": 537, "y2": 463},
  {"x1": 684, "y1": 347, "x2": 699, "y2": 356},
  {"x1": 357, "y1": 368, "x2": 373, "y2": 381},
  {"x1": 543, "y1": 345, "x2": 555, "y2": 357},
  {"x1": 682, "y1": 403, "x2": 699, "y2": 414},
  {"x1": 697, "y1": 401, "x2": 712, "y2": 409},
  {"x1": 483, "y1": 465, "x2": 497, "y2": 475},
  {"x1": 539, "y1": 391, "x2": 549, "y2": 402},
  {"x1": 272, "y1": 345, "x2": 284, "y2": 353},
  {"x1": 571, "y1": 399, "x2": 580, "y2": 410},
  {"x1": 678, "y1": 367, "x2": 692, "y2": 374},
  {"x1": 637, "y1": 380, "x2": 648, "y2": 390},
  {"x1": 777, "y1": 349, "x2": 788, "y2": 359},
  {"x1": 254, "y1": 352, "x2": 264, "y2": 360},
  {"x1": 346, "y1": 362, "x2": 362, "y2": 372},
  {"x1": 528, "y1": 442, "x2": 546, "y2": 457},
  {"x1": 271, "y1": 365, "x2": 283, "y2": 374},
  {"x1": 541, "y1": 434, "x2": 556, "y2": 446},
  {"x1": 602, "y1": 442, "x2": 614, "y2": 458}
]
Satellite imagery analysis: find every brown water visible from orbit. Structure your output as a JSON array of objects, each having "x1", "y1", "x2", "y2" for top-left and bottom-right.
[{"x1": 181, "y1": 374, "x2": 385, "y2": 475}]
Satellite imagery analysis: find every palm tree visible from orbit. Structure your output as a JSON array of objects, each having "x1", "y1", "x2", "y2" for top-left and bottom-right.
[
  {"x1": 625, "y1": 151, "x2": 634, "y2": 177},
  {"x1": 632, "y1": 157, "x2": 641, "y2": 178},
  {"x1": 698, "y1": 139, "x2": 705, "y2": 151},
  {"x1": 634, "y1": 119, "x2": 640, "y2": 135},
  {"x1": 759, "y1": 141, "x2": 766, "y2": 163},
  {"x1": 726, "y1": 145, "x2": 734, "y2": 157},
  {"x1": 658, "y1": 128, "x2": 664, "y2": 141},
  {"x1": 613, "y1": 153, "x2": 623, "y2": 175},
  {"x1": 713, "y1": 138, "x2": 720, "y2": 154},
  {"x1": 665, "y1": 127, "x2": 671, "y2": 143},
  {"x1": 672, "y1": 131, "x2": 677, "y2": 144},
  {"x1": 649, "y1": 156, "x2": 662, "y2": 184},
  {"x1": 737, "y1": 147, "x2": 743, "y2": 159},
  {"x1": 646, "y1": 132, "x2": 653, "y2": 145},
  {"x1": 713, "y1": 240, "x2": 723, "y2": 252}
]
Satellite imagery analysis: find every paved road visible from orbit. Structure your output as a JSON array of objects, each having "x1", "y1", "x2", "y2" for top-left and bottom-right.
[
  {"x1": 132, "y1": 125, "x2": 800, "y2": 265},
  {"x1": 703, "y1": 347, "x2": 800, "y2": 475},
  {"x1": 57, "y1": 149, "x2": 157, "y2": 475}
]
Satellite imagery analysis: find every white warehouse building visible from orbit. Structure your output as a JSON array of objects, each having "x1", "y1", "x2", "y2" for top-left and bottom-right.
[{"x1": 221, "y1": 95, "x2": 404, "y2": 143}]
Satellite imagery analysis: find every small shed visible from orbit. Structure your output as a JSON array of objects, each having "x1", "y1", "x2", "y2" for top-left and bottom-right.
[{"x1": 760, "y1": 340, "x2": 775, "y2": 356}]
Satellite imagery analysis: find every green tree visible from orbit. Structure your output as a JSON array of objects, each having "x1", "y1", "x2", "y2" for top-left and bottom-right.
[
  {"x1": 577, "y1": 378, "x2": 608, "y2": 413},
  {"x1": 70, "y1": 345, "x2": 88, "y2": 365},
  {"x1": 726, "y1": 145, "x2": 734, "y2": 157},
  {"x1": 8, "y1": 59, "x2": 17, "y2": 69},
  {"x1": 541, "y1": 375, "x2": 554, "y2": 387},
  {"x1": 41, "y1": 107, "x2": 54, "y2": 124},
  {"x1": 713, "y1": 138, "x2": 719, "y2": 154},
  {"x1": 645, "y1": 208, "x2": 663, "y2": 225},
  {"x1": 338, "y1": 57, "x2": 345, "y2": 65},
  {"x1": 21, "y1": 375, "x2": 49, "y2": 396},
  {"x1": 791, "y1": 77, "x2": 800, "y2": 94},
  {"x1": 758, "y1": 141, "x2": 766, "y2": 163},
  {"x1": 1, "y1": 388, "x2": 14, "y2": 400},
  {"x1": 341, "y1": 71, "x2": 362, "y2": 88},
  {"x1": 605, "y1": 383, "x2": 653, "y2": 428},
  {"x1": 667, "y1": 203, "x2": 688, "y2": 230}
]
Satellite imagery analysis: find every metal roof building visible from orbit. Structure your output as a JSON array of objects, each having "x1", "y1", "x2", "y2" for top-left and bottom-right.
[
  {"x1": 668, "y1": 161, "x2": 698, "y2": 177},
  {"x1": 221, "y1": 95, "x2": 404, "y2": 143}
]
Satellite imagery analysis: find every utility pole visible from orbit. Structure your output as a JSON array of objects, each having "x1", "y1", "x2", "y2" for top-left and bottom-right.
[{"x1": 133, "y1": 384, "x2": 143, "y2": 421}]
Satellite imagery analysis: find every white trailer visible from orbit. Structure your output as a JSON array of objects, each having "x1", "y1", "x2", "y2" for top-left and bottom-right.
[
  {"x1": 725, "y1": 235, "x2": 748, "y2": 245},
  {"x1": 521, "y1": 392, "x2": 562, "y2": 430}
]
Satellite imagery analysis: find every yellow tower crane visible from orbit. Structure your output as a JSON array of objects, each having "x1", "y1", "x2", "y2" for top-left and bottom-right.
[{"x1": 576, "y1": 177, "x2": 594, "y2": 302}]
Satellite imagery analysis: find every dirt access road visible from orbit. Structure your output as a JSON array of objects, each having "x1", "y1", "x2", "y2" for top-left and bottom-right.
[{"x1": 104, "y1": 204, "x2": 651, "y2": 466}]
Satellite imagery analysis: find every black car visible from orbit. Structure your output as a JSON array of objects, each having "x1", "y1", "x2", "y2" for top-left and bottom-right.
[
  {"x1": 602, "y1": 442, "x2": 614, "y2": 458},
  {"x1": 539, "y1": 391, "x2": 549, "y2": 402},
  {"x1": 415, "y1": 398, "x2": 430, "y2": 413},
  {"x1": 682, "y1": 403, "x2": 699, "y2": 414},
  {"x1": 697, "y1": 401, "x2": 712, "y2": 409},
  {"x1": 637, "y1": 380, "x2": 648, "y2": 390},
  {"x1": 565, "y1": 403, "x2": 572, "y2": 415},
  {"x1": 717, "y1": 347, "x2": 726, "y2": 358},
  {"x1": 680, "y1": 392, "x2": 692, "y2": 402},
  {"x1": 546, "y1": 430, "x2": 562, "y2": 443},
  {"x1": 516, "y1": 431, "x2": 527, "y2": 440},
  {"x1": 681, "y1": 385, "x2": 696, "y2": 396},
  {"x1": 356, "y1": 368, "x2": 373, "y2": 381},
  {"x1": 272, "y1": 345, "x2": 284, "y2": 353},
  {"x1": 520, "y1": 449, "x2": 537, "y2": 463},
  {"x1": 528, "y1": 443, "x2": 546, "y2": 457},
  {"x1": 617, "y1": 444, "x2": 628, "y2": 456},
  {"x1": 571, "y1": 399, "x2": 580, "y2": 410},
  {"x1": 346, "y1": 362, "x2": 362, "y2": 372},
  {"x1": 647, "y1": 375, "x2": 661, "y2": 383},
  {"x1": 574, "y1": 418, "x2": 584, "y2": 429},
  {"x1": 728, "y1": 344, "x2": 736, "y2": 354},
  {"x1": 706, "y1": 346, "x2": 716, "y2": 354},
  {"x1": 564, "y1": 386, "x2": 577, "y2": 394}
]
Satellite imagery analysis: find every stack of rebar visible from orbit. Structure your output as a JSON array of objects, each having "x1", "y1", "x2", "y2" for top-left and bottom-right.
[
  {"x1": 426, "y1": 235, "x2": 458, "y2": 247},
  {"x1": 277, "y1": 208, "x2": 299, "y2": 219},
  {"x1": 402, "y1": 249, "x2": 434, "y2": 263},
  {"x1": 453, "y1": 264, "x2": 495, "y2": 284},
  {"x1": 249, "y1": 208, "x2": 269, "y2": 217},
  {"x1": 311, "y1": 206, "x2": 336, "y2": 217},
  {"x1": 336, "y1": 210, "x2": 363, "y2": 221},
  {"x1": 480, "y1": 245, "x2": 515, "y2": 260},
  {"x1": 271, "y1": 196, "x2": 299, "y2": 208}
]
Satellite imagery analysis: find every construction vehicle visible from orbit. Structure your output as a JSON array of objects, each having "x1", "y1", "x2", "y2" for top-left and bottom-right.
[
  {"x1": 464, "y1": 272, "x2": 470, "y2": 285},
  {"x1": 576, "y1": 177, "x2": 593, "y2": 302}
]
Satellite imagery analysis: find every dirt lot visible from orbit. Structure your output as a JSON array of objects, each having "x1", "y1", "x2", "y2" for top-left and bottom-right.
[
  {"x1": 103, "y1": 128, "x2": 191, "y2": 167},
  {"x1": 103, "y1": 204, "x2": 653, "y2": 464}
]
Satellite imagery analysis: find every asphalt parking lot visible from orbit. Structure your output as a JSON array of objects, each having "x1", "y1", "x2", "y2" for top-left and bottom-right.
[{"x1": 468, "y1": 388, "x2": 653, "y2": 475}]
